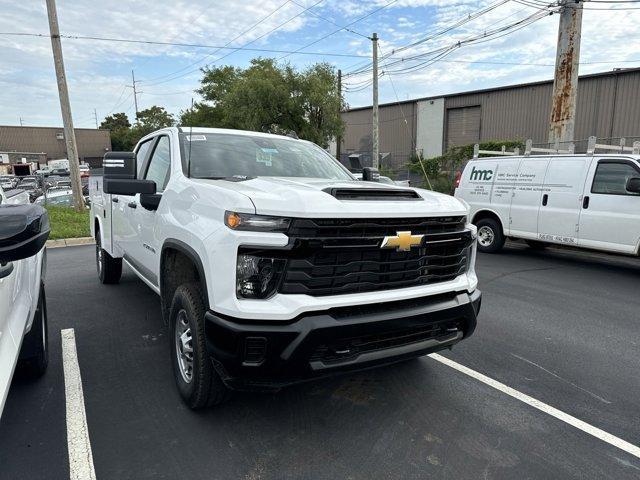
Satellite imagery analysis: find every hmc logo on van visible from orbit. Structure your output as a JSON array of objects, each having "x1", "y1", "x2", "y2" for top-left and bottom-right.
[{"x1": 469, "y1": 166, "x2": 493, "y2": 181}]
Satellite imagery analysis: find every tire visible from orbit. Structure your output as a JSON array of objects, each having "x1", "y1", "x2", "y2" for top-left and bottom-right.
[
  {"x1": 96, "y1": 231, "x2": 122, "y2": 284},
  {"x1": 525, "y1": 240, "x2": 547, "y2": 250},
  {"x1": 17, "y1": 283, "x2": 48, "y2": 378},
  {"x1": 475, "y1": 218, "x2": 505, "y2": 253},
  {"x1": 169, "y1": 282, "x2": 230, "y2": 409}
]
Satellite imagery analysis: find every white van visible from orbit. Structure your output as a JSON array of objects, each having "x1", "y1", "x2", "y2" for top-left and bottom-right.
[{"x1": 455, "y1": 153, "x2": 640, "y2": 255}]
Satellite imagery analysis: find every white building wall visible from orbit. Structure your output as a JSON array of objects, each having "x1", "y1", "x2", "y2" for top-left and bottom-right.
[{"x1": 416, "y1": 98, "x2": 445, "y2": 158}]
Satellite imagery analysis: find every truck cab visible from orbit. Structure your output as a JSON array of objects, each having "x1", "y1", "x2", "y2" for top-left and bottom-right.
[{"x1": 90, "y1": 127, "x2": 481, "y2": 408}]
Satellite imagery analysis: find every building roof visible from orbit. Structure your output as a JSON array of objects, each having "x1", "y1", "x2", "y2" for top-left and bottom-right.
[{"x1": 343, "y1": 67, "x2": 640, "y2": 113}]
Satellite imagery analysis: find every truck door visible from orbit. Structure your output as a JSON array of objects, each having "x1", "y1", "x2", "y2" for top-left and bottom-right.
[
  {"x1": 508, "y1": 158, "x2": 549, "y2": 239},
  {"x1": 128, "y1": 135, "x2": 172, "y2": 287},
  {"x1": 112, "y1": 138, "x2": 155, "y2": 258},
  {"x1": 537, "y1": 157, "x2": 591, "y2": 246},
  {"x1": 578, "y1": 158, "x2": 640, "y2": 254}
]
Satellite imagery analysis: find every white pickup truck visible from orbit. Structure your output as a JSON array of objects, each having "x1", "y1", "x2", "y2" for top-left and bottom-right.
[
  {"x1": 90, "y1": 127, "x2": 481, "y2": 408},
  {"x1": 0, "y1": 185, "x2": 50, "y2": 415}
]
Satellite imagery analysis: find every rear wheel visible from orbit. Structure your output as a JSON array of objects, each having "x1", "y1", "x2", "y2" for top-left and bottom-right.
[
  {"x1": 169, "y1": 282, "x2": 230, "y2": 409},
  {"x1": 96, "y1": 231, "x2": 122, "y2": 284},
  {"x1": 475, "y1": 218, "x2": 505, "y2": 253},
  {"x1": 17, "y1": 283, "x2": 48, "y2": 378}
]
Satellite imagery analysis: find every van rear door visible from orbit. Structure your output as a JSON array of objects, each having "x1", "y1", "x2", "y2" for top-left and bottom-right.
[
  {"x1": 509, "y1": 158, "x2": 549, "y2": 239},
  {"x1": 578, "y1": 158, "x2": 640, "y2": 254},
  {"x1": 537, "y1": 157, "x2": 591, "y2": 246}
]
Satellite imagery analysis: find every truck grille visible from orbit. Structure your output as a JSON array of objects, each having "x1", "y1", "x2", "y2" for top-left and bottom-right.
[{"x1": 279, "y1": 217, "x2": 472, "y2": 297}]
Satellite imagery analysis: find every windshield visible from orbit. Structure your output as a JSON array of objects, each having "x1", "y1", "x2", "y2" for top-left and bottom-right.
[{"x1": 181, "y1": 133, "x2": 353, "y2": 181}]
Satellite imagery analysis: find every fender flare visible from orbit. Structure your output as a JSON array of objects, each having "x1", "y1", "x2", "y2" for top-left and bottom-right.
[
  {"x1": 160, "y1": 239, "x2": 210, "y2": 309},
  {"x1": 471, "y1": 208, "x2": 505, "y2": 229},
  {"x1": 93, "y1": 215, "x2": 104, "y2": 244}
]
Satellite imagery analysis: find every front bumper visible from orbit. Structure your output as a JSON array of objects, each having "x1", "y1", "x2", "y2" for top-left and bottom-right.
[{"x1": 204, "y1": 289, "x2": 481, "y2": 390}]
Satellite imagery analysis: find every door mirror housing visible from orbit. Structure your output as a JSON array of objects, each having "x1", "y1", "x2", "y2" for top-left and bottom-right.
[
  {"x1": 103, "y1": 151, "x2": 157, "y2": 195},
  {"x1": 0, "y1": 204, "x2": 50, "y2": 263},
  {"x1": 626, "y1": 177, "x2": 640, "y2": 194},
  {"x1": 362, "y1": 167, "x2": 380, "y2": 182},
  {"x1": 140, "y1": 193, "x2": 162, "y2": 211}
]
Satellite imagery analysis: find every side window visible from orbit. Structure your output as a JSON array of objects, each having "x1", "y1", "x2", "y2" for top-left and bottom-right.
[
  {"x1": 592, "y1": 162, "x2": 640, "y2": 196},
  {"x1": 144, "y1": 136, "x2": 171, "y2": 192},
  {"x1": 135, "y1": 139, "x2": 154, "y2": 178}
]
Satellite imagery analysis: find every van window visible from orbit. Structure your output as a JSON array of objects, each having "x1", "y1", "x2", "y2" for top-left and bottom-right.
[
  {"x1": 144, "y1": 136, "x2": 171, "y2": 192},
  {"x1": 592, "y1": 162, "x2": 640, "y2": 196}
]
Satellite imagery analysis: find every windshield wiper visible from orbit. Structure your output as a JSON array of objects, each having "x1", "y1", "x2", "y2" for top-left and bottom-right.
[{"x1": 198, "y1": 175, "x2": 255, "y2": 182}]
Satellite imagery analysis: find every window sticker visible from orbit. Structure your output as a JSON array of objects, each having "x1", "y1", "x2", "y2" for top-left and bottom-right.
[
  {"x1": 185, "y1": 134, "x2": 206, "y2": 142},
  {"x1": 256, "y1": 148, "x2": 275, "y2": 167}
]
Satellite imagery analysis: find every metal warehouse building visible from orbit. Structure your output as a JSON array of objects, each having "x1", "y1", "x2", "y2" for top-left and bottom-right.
[
  {"x1": 340, "y1": 67, "x2": 640, "y2": 172},
  {"x1": 0, "y1": 125, "x2": 112, "y2": 172}
]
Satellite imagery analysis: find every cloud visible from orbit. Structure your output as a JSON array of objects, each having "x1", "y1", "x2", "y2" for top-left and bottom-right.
[{"x1": 1, "y1": 0, "x2": 639, "y2": 128}]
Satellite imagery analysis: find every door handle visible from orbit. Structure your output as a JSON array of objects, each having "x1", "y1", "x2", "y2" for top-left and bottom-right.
[
  {"x1": 127, "y1": 202, "x2": 137, "y2": 209},
  {"x1": 583, "y1": 196, "x2": 590, "y2": 209},
  {"x1": 542, "y1": 194, "x2": 548, "y2": 206},
  {"x1": 112, "y1": 197, "x2": 119, "y2": 203}
]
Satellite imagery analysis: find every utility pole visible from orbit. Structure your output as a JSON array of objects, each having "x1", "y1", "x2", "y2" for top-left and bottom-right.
[
  {"x1": 548, "y1": 0, "x2": 583, "y2": 147},
  {"x1": 45, "y1": 0, "x2": 84, "y2": 212},
  {"x1": 131, "y1": 70, "x2": 140, "y2": 120},
  {"x1": 19, "y1": 117, "x2": 24, "y2": 126},
  {"x1": 336, "y1": 69, "x2": 342, "y2": 161},
  {"x1": 93, "y1": 108, "x2": 99, "y2": 129},
  {"x1": 372, "y1": 32, "x2": 379, "y2": 169}
]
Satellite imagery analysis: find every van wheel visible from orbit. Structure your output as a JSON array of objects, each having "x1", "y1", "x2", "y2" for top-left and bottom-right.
[
  {"x1": 18, "y1": 283, "x2": 48, "y2": 378},
  {"x1": 476, "y1": 218, "x2": 505, "y2": 253},
  {"x1": 169, "y1": 282, "x2": 230, "y2": 409},
  {"x1": 525, "y1": 240, "x2": 547, "y2": 250},
  {"x1": 96, "y1": 232, "x2": 122, "y2": 284}
]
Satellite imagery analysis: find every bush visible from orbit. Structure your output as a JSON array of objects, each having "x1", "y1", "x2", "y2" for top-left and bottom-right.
[{"x1": 409, "y1": 139, "x2": 525, "y2": 192}]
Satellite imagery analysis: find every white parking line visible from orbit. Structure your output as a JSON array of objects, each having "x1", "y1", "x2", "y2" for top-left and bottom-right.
[
  {"x1": 429, "y1": 353, "x2": 640, "y2": 460},
  {"x1": 61, "y1": 329, "x2": 97, "y2": 480}
]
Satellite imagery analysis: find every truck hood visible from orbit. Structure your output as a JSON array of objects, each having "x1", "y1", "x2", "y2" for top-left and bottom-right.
[{"x1": 193, "y1": 177, "x2": 467, "y2": 217}]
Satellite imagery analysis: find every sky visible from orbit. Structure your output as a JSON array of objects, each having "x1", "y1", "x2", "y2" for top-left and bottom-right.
[{"x1": 1, "y1": 0, "x2": 639, "y2": 128}]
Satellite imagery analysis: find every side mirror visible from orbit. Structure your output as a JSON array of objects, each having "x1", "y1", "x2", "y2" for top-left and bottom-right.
[
  {"x1": 103, "y1": 151, "x2": 156, "y2": 195},
  {"x1": 626, "y1": 177, "x2": 640, "y2": 194},
  {"x1": 140, "y1": 193, "x2": 162, "y2": 211},
  {"x1": 0, "y1": 204, "x2": 50, "y2": 263},
  {"x1": 362, "y1": 167, "x2": 380, "y2": 182}
]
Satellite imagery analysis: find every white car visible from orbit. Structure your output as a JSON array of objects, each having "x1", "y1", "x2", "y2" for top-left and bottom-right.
[
  {"x1": 455, "y1": 153, "x2": 640, "y2": 254},
  {"x1": 0, "y1": 185, "x2": 50, "y2": 415},
  {"x1": 90, "y1": 127, "x2": 481, "y2": 408}
]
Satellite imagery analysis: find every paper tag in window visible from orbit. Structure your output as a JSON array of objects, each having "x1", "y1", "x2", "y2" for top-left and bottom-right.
[{"x1": 185, "y1": 134, "x2": 206, "y2": 142}]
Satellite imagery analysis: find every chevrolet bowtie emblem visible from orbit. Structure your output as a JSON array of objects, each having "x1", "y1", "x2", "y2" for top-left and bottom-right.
[{"x1": 381, "y1": 231, "x2": 425, "y2": 252}]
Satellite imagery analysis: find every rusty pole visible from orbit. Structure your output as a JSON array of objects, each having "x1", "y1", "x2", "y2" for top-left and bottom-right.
[{"x1": 548, "y1": 0, "x2": 583, "y2": 147}]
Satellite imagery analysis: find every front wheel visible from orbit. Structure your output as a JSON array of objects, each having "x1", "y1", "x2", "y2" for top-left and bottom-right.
[
  {"x1": 96, "y1": 232, "x2": 122, "y2": 284},
  {"x1": 17, "y1": 283, "x2": 48, "y2": 378},
  {"x1": 475, "y1": 218, "x2": 505, "y2": 253},
  {"x1": 169, "y1": 283, "x2": 230, "y2": 409}
]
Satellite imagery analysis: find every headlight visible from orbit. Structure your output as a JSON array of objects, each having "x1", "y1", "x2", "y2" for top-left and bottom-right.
[
  {"x1": 225, "y1": 211, "x2": 291, "y2": 232},
  {"x1": 236, "y1": 254, "x2": 286, "y2": 299}
]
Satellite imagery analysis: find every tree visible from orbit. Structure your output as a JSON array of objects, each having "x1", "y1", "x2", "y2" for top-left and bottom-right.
[
  {"x1": 180, "y1": 58, "x2": 345, "y2": 148},
  {"x1": 100, "y1": 106, "x2": 175, "y2": 152},
  {"x1": 100, "y1": 113, "x2": 132, "y2": 151}
]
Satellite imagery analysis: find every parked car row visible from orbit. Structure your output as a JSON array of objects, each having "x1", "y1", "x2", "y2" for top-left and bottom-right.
[{"x1": 0, "y1": 171, "x2": 91, "y2": 207}]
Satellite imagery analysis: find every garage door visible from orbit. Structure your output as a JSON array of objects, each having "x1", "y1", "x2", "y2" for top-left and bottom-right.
[{"x1": 446, "y1": 106, "x2": 481, "y2": 149}]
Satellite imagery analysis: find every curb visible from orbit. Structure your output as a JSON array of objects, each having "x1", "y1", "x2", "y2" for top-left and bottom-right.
[{"x1": 46, "y1": 237, "x2": 95, "y2": 248}]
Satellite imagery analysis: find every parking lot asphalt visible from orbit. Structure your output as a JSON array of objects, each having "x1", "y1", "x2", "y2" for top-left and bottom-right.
[{"x1": 1, "y1": 244, "x2": 639, "y2": 479}]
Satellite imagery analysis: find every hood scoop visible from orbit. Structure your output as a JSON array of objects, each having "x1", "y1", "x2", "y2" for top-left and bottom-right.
[{"x1": 323, "y1": 187, "x2": 422, "y2": 201}]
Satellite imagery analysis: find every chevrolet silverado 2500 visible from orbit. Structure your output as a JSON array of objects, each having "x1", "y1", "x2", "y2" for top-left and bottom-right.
[
  {"x1": 90, "y1": 127, "x2": 481, "y2": 408},
  {"x1": 0, "y1": 185, "x2": 50, "y2": 416}
]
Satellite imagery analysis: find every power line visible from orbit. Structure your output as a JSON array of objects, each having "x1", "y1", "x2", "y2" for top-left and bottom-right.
[
  {"x1": 140, "y1": 0, "x2": 295, "y2": 84},
  {"x1": 0, "y1": 31, "x2": 373, "y2": 59},
  {"x1": 141, "y1": 0, "x2": 327, "y2": 86},
  {"x1": 278, "y1": 0, "x2": 400, "y2": 60},
  {"x1": 288, "y1": 0, "x2": 370, "y2": 39}
]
